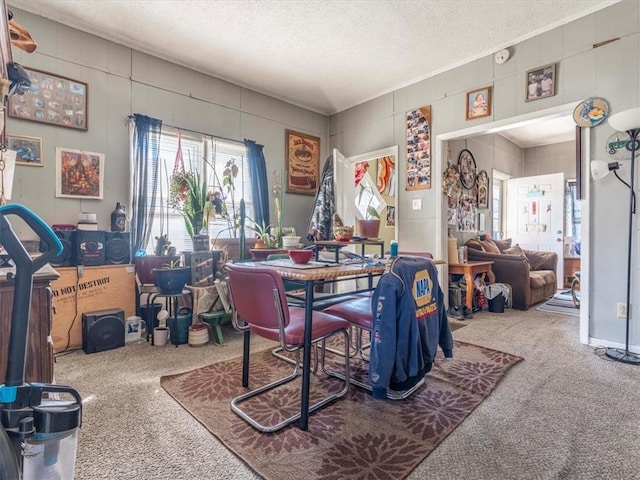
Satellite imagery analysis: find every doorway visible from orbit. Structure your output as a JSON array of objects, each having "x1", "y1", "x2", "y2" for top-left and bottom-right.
[{"x1": 436, "y1": 103, "x2": 590, "y2": 344}]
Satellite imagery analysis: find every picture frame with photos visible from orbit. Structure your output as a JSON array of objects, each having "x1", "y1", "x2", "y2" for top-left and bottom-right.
[
  {"x1": 8, "y1": 67, "x2": 88, "y2": 130},
  {"x1": 6, "y1": 134, "x2": 43, "y2": 166},
  {"x1": 466, "y1": 86, "x2": 492, "y2": 120},
  {"x1": 526, "y1": 63, "x2": 556, "y2": 102}
]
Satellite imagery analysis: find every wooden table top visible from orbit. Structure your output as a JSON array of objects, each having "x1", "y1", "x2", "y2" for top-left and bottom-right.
[{"x1": 241, "y1": 259, "x2": 386, "y2": 281}]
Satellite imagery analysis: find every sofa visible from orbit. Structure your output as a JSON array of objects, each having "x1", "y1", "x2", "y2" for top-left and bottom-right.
[{"x1": 464, "y1": 236, "x2": 557, "y2": 310}]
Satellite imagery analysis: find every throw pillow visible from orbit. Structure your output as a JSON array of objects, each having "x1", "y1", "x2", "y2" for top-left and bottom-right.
[
  {"x1": 503, "y1": 244, "x2": 526, "y2": 258},
  {"x1": 493, "y1": 238, "x2": 513, "y2": 252},
  {"x1": 477, "y1": 238, "x2": 501, "y2": 253}
]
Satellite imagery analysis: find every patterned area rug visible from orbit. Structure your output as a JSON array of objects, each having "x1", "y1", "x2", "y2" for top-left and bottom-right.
[
  {"x1": 537, "y1": 290, "x2": 580, "y2": 317},
  {"x1": 161, "y1": 341, "x2": 522, "y2": 480}
]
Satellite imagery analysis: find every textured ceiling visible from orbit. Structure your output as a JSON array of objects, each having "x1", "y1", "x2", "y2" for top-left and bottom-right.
[{"x1": 7, "y1": 0, "x2": 619, "y2": 116}]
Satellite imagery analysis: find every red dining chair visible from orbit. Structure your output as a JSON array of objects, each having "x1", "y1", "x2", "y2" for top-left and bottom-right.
[{"x1": 225, "y1": 263, "x2": 351, "y2": 432}]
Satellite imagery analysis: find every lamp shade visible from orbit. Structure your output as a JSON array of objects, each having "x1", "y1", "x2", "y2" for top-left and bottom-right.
[
  {"x1": 591, "y1": 160, "x2": 620, "y2": 181},
  {"x1": 608, "y1": 107, "x2": 640, "y2": 132}
]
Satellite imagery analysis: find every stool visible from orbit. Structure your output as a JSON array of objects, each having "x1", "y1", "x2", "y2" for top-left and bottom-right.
[
  {"x1": 199, "y1": 311, "x2": 232, "y2": 344},
  {"x1": 571, "y1": 271, "x2": 581, "y2": 307}
]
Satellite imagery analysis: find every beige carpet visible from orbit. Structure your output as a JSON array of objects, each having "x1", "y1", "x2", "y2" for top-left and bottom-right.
[
  {"x1": 51, "y1": 309, "x2": 640, "y2": 479},
  {"x1": 160, "y1": 340, "x2": 522, "y2": 480}
]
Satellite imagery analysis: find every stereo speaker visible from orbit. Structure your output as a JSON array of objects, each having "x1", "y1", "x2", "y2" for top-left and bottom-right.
[
  {"x1": 77, "y1": 230, "x2": 105, "y2": 266},
  {"x1": 82, "y1": 309, "x2": 125, "y2": 354},
  {"x1": 105, "y1": 232, "x2": 131, "y2": 264},
  {"x1": 39, "y1": 229, "x2": 77, "y2": 267}
]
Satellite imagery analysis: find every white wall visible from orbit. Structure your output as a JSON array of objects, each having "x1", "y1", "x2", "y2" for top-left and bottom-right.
[
  {"x1": 329, "y1": 0, "x2": 640, "y2": 351},
  {"x1": 7, "y1": 8, "x2": 327, "y2": 242}
]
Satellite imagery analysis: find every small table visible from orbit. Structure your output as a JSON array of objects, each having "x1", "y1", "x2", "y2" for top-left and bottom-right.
[
  {"x1": 147, "y1": 289, "x2": 193, "y2": 346},
  {"x1": 448, "y1": 261, "x2": 495, "y2": 310}
]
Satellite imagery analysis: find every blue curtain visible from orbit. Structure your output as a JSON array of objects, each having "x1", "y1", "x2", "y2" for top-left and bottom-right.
[
  {"x1": 131, "y1": 114, "x2": 163, "y2": 254},
  {"x1": 244, "y1": 139, "x2": 270, "y2": 227}
]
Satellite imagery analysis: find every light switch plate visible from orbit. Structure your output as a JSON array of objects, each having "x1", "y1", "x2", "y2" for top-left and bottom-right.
[{"x1": 412, "y1": 199, "x2": 422, "y2": 210}]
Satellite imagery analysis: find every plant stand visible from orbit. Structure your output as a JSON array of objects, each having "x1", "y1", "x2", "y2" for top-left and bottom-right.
[{"x1": 198, "y1": 311, "x2": 231, "y2": 345}]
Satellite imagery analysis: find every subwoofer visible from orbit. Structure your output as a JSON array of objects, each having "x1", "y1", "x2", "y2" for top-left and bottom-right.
[
  {"x1": 105, "y1": 232, "x2": 131, "y2": 264},
  {"x1": 39, "y1": 229, "x2": 77, "y2": 267},
  {"x1": 77, "y1": 230, "x2": 105, "y2": 266},
  {"x1": 82, "y1": 309, "x2": 125, "y2": 354}
]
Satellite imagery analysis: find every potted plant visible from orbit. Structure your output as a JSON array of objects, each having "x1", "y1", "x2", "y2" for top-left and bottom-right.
[
  {"x1": 153, "y1": 258, "x2": 191, "y2": 295},
  {"x1": 169, "y1": 166, "x2": 213, "y2": 251},
  {"x1": 356, "y1": 182, "x2": 381, "y2": 239},
  {"x1": 249, "y1": 219, "x2": 288, "y2": 260}
]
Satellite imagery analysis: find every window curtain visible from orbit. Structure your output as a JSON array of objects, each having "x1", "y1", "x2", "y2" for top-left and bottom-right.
[
  {"x1": 131, "y1": 114, "x2": 163, "y2": 254},
  {"x1": 244, "y1": 139, "x2": 269, "y2": 227}
]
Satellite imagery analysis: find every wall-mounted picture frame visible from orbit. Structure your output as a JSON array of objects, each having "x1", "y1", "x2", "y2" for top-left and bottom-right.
[
  {"x1": 6, "y1": 134, "x2": 43, "y2": 166},
  {"x1": 466, "y1": 86, "x2": 492, "y2": 120},
  {"x1": 405, "y1": 105, "x2": 432, "y2": 190},
  {"x1": 55, "y1": 147, "x2": 104, "y2": 199},
  {"x1": 458, "y1": 149, "x2": 477, "y2": 189},
  {"x1": 476, "y1": 169, "x2": 489, "y2": 209},
  {"x1": 285, "y1": 130, "x2": 319, "y2": 196},
  {"x1": 526, "y1": 63, "x2": 556, "y2": 102},
  {"x1": 8, "y1": 67, "x2": 88, "y2": 131}
]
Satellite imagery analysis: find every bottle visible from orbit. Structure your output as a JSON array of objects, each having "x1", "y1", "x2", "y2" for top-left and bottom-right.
[
  {"x1": 111, "y1": 202, "x2": 126, "y2": 232},
  {"x1": 390, "y1": 240, "x2": 399, "y2": 257}
]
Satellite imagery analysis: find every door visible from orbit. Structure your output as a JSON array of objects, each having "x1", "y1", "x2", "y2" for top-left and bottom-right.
[{"x1": 506, "y1": 173, "x2": 565, "y2": 289}]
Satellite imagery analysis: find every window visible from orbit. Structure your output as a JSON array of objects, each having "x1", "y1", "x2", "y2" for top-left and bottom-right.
[
  {"x1": 137, "y1": 125, "x2": 252, "y2": 254},
  {"x1": 492, "y1": 170, "x2": 511, "y2": 239},
  {"x1": 564, "y1": 179, "x2": 581, "y2": 254}
]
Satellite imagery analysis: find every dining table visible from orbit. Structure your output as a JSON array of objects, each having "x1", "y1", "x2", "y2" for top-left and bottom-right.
[{"x1": 240, "y1": 258, "x2": 386, "y2": 430}]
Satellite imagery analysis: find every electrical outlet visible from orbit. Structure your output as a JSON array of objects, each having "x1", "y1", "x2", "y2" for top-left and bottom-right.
[
  {"x1": 77, "y1": 265, "x2": 85, "y2": 277},
  {"x1": 617, "y1": 302, "x2": 627, "y2": 318}
]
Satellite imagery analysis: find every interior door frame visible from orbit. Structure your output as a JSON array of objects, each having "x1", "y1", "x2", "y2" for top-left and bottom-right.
[{"x1": 435, "y1": 102, "x2": 590, "y2": 345}]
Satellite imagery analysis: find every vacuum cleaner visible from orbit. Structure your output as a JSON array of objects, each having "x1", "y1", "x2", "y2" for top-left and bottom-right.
[{"x1": 0, "y1": 204, "x2": 82, "y2": 480}]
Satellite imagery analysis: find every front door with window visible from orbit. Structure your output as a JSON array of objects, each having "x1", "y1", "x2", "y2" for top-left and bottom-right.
[{"x1": 506, "y1": 172, "x2": 565, "y2": 289}]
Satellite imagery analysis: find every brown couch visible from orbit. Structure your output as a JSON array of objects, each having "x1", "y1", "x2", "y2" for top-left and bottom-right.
[{"x1": 465, "y1": 236, "x2": 557, "y2": 310}]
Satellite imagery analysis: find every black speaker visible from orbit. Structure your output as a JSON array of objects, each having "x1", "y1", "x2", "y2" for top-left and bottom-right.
[
  {"x1": 39, "y1": 229, "x2": 77, "y2": 267},
  {"x1": 82, "y1": 309, "x2": 125, "y2": 354},
  {"x1": 105, "y1": 232, "x2": 131, "y2": 264},
  {"x1": 77, "y1": 230, "x2": 105, "y2": 266}
]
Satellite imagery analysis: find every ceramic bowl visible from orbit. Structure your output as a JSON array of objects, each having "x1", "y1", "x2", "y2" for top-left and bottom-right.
[
  {"x1": 333, "y1": 225, "x2": 354, "y2": 242},
  {"x1": 289, "y1": 249, "x2": 313, "y2": 264}
]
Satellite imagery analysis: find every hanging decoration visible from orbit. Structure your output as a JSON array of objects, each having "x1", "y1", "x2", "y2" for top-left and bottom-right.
[{"x1": 405, "y1": 105, "x2": 431, "y2": 190}]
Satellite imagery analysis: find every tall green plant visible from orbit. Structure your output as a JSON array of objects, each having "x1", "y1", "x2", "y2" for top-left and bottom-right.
[
  {"x1": 169, "y1": 168, "x2": 212, "y2": 238},
  {"x1": 357, "y1": 182, "x2": 381, "y2": 220}
]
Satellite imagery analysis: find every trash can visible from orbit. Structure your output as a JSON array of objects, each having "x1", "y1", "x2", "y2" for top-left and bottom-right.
[{"x1": 487, "y1": 293, "x2": 506, "y2": 313}]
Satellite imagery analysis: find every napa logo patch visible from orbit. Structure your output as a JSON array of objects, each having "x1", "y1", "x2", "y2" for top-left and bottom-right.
[{"x1": 412, "y1": 270, "x2": 432, "y2": 306}]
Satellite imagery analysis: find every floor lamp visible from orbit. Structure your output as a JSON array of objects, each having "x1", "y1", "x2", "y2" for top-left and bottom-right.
[{"x1": 592, "y1": 107, "x2": 640, "y2": 365}]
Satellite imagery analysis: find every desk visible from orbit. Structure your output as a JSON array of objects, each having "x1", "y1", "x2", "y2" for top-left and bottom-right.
[
  {"x1": 448, "y1": 261, "x2": 495, "y2": 310},
  {"x1": 246, "y1": 260, "x2": 385, "y2": 430},
  {"x1": 314, "y1": 239, "x2": 385, "y2": 263}
]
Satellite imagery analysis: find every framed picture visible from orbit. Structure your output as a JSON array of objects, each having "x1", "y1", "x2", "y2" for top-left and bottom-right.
[
  {"x1": 477, "y1": 170, "x2": 489, "y2": 209},
  {"x1": 6, "y1": 134, "x2": 43, "y2": 166},
  {"x1": 466, "y1": 86, "x2": 492, "y2": 120},
  {"x1": 457, "y1": 149, "x2": 477, "y2": 189},
  {"x1": 405, "y1": 105, "x2": 432, "y2": 190},
  {"x1": 285, "y1": 130, "x2": 320, "y2": 196},
  {"x1": 526, "y1": 63, "x2": 556, "y2": 102},
  {"x1": 8, "y1": 67, "x2": 88, "y2": 131},
  {"x1": 55, "y1": 147, "x2": 104, "y2": 199}
]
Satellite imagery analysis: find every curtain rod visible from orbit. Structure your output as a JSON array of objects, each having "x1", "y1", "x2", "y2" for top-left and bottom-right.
[{"x1": 127, "y1": 115, "x2": 243, "y2": 145}]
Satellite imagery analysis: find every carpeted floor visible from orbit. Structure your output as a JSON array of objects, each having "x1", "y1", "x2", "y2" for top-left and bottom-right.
[
  {"x1": 160, "y1": 341, "x2": 522, "y2": 480},
  {"x1": 51, "y1": 308, "x2": 640, "y2": 479},
  {"x1": 537, "y1": 290, "x2": 580, "y2": 317}
]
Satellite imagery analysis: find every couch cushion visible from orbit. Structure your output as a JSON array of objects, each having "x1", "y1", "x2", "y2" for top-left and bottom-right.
[
  {"x1": 503, "y1": 244, "x2": 527, "y2": 258},
  {"x1": 529, "y1": 270, "x2": 556, "y2": 289},
  {"x1": 476, "y1": 238, "x2": 501, "y2": 253},
  {"x1": 466, "y1": 239, "x2": 485, "y2": 252},
  {"x1": 493, "y1": 238, "x2": 513, "y2": 252}
]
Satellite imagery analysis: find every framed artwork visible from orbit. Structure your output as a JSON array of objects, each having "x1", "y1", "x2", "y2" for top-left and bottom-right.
[
  {"x1": 285, "y1": 130, "x2": 319, "y2": 196},
  {"x1": 457, "y1": 149, "x2": 477, "y2": 189},
  {"x1": 6, "y1": 134, "x2": 43, "y2": 166},
  {"x1": 405, "y1": 105, "x2": 431, "y2": 190},
  {"x1": 55, "y1": 147, "x2": 104, "y2": 199},
  {"x1": 525, "y1": 63, "x2": 556, "y2": 102},
  {"x1": 385, "y1": 205, "x2": 396, "y2": 227},
  {"x1": 8, "y1": 67, "x2": 88, "y2": 131},
  {"x1": 466, "y1": 86, "x2": 492, "y2": 120},
  {"x1": 476, "y1": 170, "x2": 489, "y2": 209}
]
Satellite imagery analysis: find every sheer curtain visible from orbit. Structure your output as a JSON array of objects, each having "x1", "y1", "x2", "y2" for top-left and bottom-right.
[{"x1": 130, "y1": 114, "x2": 163, "y2": 254}]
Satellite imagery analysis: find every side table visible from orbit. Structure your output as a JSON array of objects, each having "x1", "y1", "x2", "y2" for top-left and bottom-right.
[{"x1": 448, "y1": 261, "x2": 495, "y2": 310}]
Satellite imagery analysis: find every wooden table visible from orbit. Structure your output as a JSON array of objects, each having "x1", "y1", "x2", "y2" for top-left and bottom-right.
[
  {"x1": 448, "y1": 261, "x2": 495, "y2": 309},
  {"x1": 243, "y1": 259, "x2": 385, "y2": 430}
]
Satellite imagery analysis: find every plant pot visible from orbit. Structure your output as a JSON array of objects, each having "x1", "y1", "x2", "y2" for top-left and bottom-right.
[
  {"x1": 356, "y1": 219, "x2": 381, "y2": 239},
  {"x1": 211, "y1": 237, "x2": 257, "y2": 260},
  {"x1": 134, "y1": 255, "x2": 180, "y2": 285},
  {"x1": 153, "y1": 266, "x2": 190, "y2": 295}
]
